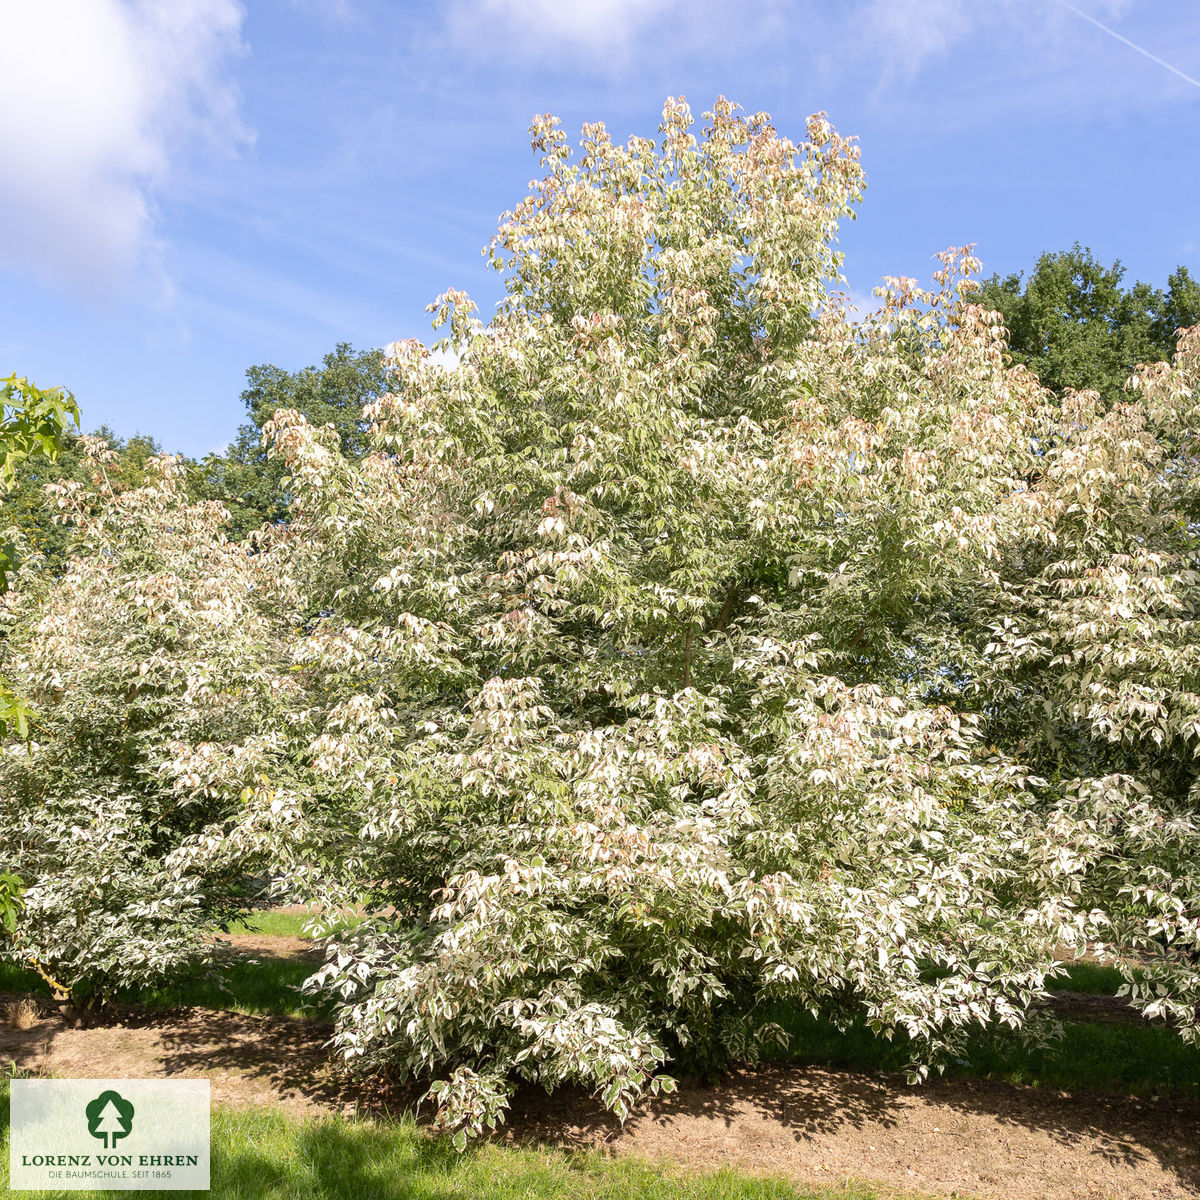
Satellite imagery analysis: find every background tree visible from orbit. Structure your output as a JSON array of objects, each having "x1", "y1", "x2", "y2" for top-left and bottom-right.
[
  {"x1": 0, "y1": 374, "x2": 79, "y2": 735},
  {"x1": 978, "y1": 244, "x2": 1200, "y2": 404},
  {"x1": 200, "y1": 342, "x2": 388, "y2": 537},
  {"x1": 1, "y1": 346, "x2": 391, "y2": 584}
]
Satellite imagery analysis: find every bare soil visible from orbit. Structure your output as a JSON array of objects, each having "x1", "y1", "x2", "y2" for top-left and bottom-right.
[
  {"x1": 0, "y1": 995, "x2": 346, "y2": 1116},
  {"x1": 1048, "y1": 991, "x2": 1148, "y2": 1026},
  {"x1": 510, "y1": 1067, "x2": 1200, "y2": 1200},
  {"x1": 210, "y1": 932, "x2": 322, "y2": 960},
  {"x1": 4, "y1": 935, "x2": 1198, "y2": 1200}
]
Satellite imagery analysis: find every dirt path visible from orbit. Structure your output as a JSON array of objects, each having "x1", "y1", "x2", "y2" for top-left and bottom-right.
[
  {"x1": 4, "y1": 939, "x2": 1198, "y2": 1200},
  {"x1": 0, "y1": 1001, "x2": 346, "y2": 1117}
]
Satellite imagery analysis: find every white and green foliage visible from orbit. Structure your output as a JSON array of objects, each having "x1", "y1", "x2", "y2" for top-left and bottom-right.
[
  {"x1": 984, "y1": 327, "x2": 1200, "y2": 1024},
  {"x1": 247, "y1": 98, "x2": 1200, "y2": 1139},
  {"x1": 3, "y1": 95, "x2": 1198, "y2": 1139},
  {"x1": 0, "y1": 438, "x2": 300, "y2": 1007}
]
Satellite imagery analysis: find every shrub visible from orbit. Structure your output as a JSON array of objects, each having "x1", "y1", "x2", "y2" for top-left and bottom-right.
[{"x1": 0, "y1": 440, "x2": 300, "y2": 1012}]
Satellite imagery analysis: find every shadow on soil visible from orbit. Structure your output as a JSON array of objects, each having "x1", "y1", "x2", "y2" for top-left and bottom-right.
[
  {"x1": 502, "y1": 1063, "x2": 1200, "y2": 1195},
  {"x1": 3, "y1": 990, "x2": 1200, "y2": 1197}
]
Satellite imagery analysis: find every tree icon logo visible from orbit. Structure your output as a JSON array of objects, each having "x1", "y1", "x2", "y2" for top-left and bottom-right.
[{"x1": 85, "y1": 1090, "x2": 135, "y2": 1149}]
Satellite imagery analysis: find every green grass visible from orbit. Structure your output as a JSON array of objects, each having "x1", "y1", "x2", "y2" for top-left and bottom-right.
[
  {"x1": 0, "y1": 932, "x2": 324, "y2": 1021},
  {"x1": 0, "y1": 1080, "x2": 900, "y2": 1200},
  {"x1": 223, "y1": 909, "x2": 364, "y2": 940},
  {"x1": 120, "y1": 955, "x2": 328, "y2": 1019},
  {"x1": 225, "y1": 910, "x2": 316, "y2": 939},
  {"x1": 1050, "y1": 960, "x2": 1125, "y2": 995},
  {"x1": 0, "y1": 909, "x2": 372, "y2": 1019},
  {"x1": 0, "y1": 963, "x2": 40, "y2": 997},
  {"x1": 0, "y1": 955, "x2": 323, "y2": 1020},
  {"x1": 956, "y1": 1018, "x2": 1200, "y2": 1095},
  {"x1": 768, "y1": 996, "x2": 1200, "y2": 1099}
]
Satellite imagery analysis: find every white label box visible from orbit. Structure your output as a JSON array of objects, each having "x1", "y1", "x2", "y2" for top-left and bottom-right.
[{"x1": 9, "y1": 1079, "x2": 209, "y2": 1191}]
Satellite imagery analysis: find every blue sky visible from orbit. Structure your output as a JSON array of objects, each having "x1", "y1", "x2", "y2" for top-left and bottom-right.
[{"x1": 0, "y1": 0, "x2": 1197, "y2": 458}]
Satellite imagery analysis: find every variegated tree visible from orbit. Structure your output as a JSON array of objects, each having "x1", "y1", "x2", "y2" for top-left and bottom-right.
[
  {"x1": 0, "y1": 437, "x2": 301, "y2": 1011},
  {"x1": 250, "y1": 98, "x2": 1200, "y2": 1142},
  {"x1": 4, "y1": 96, "x2": 1197, "y2": 1137}
]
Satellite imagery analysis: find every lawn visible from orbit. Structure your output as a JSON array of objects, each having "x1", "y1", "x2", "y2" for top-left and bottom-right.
[
  {"x1": 0, "y1": 909, "x2": 360, "y2": 1019},
  {"x1": 0, "y1": 952, "x2": 321, "y2": 1021},
  {"x1": 768, "y1": 998, "x2": 1200, "y2": 1098},
  {"x1": 0, "y1": 1079, "x2": 896, "y2": 1200},
  {"x1": 223, "y1": 910, "x2": 365, "y2": 940},
  {"x1": 755, "y1": 956, "x2": 1200, "y2": 1098}
]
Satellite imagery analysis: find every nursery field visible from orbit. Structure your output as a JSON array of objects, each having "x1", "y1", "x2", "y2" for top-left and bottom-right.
[
  {"x1": 5, "y1": 94, "x2": 1200, "y2": 1200},
  {"x1": 3, "y1": 913, "x2": 1200, "y2": 1200}
]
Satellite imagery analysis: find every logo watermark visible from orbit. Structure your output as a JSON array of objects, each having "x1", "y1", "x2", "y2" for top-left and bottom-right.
[
  {"x1": 86, "y1": 1090, "x2": 135, "y2": 1149},
  {"x1": 9, "y1": 1079, "x2": 209, "y2": 1191}
]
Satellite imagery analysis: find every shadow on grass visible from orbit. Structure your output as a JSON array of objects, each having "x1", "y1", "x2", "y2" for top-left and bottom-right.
[
  {"x1": 0, "y1": 1082, "x2": 877, "y2": 1200},
  {"x1": 128, "y1": 952, "x2": 328, "y2": 1020},
  {"x1": 0, "y1": 951, "x2": 325, "y2": 1020}
]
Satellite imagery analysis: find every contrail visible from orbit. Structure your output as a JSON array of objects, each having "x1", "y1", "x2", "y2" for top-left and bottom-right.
[{"x1": 1052, "y1": 0, "x2": 1200, "y2": 90}]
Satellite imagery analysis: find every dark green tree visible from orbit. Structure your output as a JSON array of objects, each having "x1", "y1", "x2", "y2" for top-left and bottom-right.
[
  {"x1": 200, "y1": 342, "x2": 388, "y2": 537},
  {"x1": 1161, "y1": 265, "x2": 1200, "y2": 343},
  {"x1": 978, "y1": 244, "x2": 1199, "y2": 404}
]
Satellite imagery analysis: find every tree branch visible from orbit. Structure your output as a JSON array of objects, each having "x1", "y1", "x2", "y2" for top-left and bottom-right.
[{"x1": 712, "y1": 579, "x2": 742, "y2": 633}]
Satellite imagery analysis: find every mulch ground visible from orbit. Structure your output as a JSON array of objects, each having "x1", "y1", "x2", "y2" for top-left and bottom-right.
[{"x1": 4, "y1": 940, "x2": 1198, "y2": 1200}]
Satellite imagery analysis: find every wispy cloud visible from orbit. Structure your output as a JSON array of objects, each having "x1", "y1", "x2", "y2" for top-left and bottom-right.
[
  {"x1": 284, "y1": 0, "x2": 361, "y2": 26},
  {"x1": 825, "y1": 0, "x2": 1197, "y2": 139},
  {"x1": 855, "y1": 0, "x2": 1135, "y2": 82},
  {"x1": 0, "y1": 0, "x2": 250, "y2": 297},
  {"x1": 451, "y1": 0, "x2": 678, "y2": 56},
  {"x1": 1051, "y1": 0, "x2": 1200, "y2": 90},
  {"x1": 858, "y1": 0, "x2": 976, "y2": 83},
  {"x1": 181, "y1": 243, "x2": 393, "y2": 338}
]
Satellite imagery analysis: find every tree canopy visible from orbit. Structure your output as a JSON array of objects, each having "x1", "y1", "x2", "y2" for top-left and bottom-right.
[
  {"x1": 200, "y1": 342, "x2": 388, "y2": 538},
  {"x1": 978, "y1": 244, "x2": 1200, "y2": 405},
  {"x1": 250, "y1": 100, "x2": 1200, "y2": 1136},
  {"x1": 0, "y1": 438, "x2": 299, "y2": 1008}
]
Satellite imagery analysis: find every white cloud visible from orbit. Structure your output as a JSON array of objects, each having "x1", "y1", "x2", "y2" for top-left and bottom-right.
[
  {"x1": 460, "y1": 0, "x2": 676, "y2": 52},
  {"x1": 842, "y1": 286, "x2": 883, "y2": 318},
  {"x1": 0, "y1": 0, "x2": 249, "y2": 296},
  {"x1": 856, "y1": 0, "x2": 1136, "y2": 82},
  {"x1": 859, "y1": 0, "x2": 976, "y2": 81}
]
